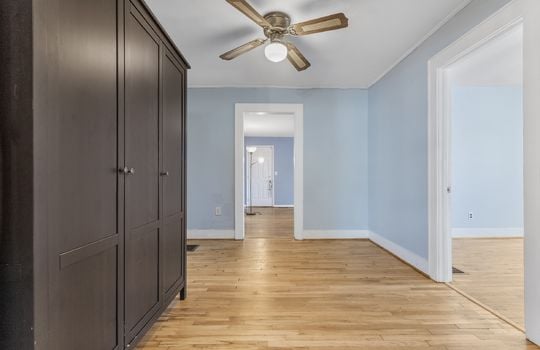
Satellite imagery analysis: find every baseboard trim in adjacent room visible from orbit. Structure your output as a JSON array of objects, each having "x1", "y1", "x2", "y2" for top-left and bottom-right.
[
  {"x1": 187, "y1": 230, "x2": 236, "y2": 240},
  {"x1": 369, "y1": 231, "x2": 429, "y2": 275},
  {"x1": 451, "y1": 227, "x2": 524, "y2": 238},
  {"x1": 273, "y1": 205, "x2": 295, "y2": 208},
  {"x1": 302, "y1": 230, "x2": 370, "y2": 240}
]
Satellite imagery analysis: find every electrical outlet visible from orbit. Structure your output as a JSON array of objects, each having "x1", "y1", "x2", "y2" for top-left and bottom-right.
[
  {"x1": 468, "y1": 212, "x2": 473, "y2": 220},
  {"x1": 215, "y1": 207, "x2": 222, "y2": 216}
]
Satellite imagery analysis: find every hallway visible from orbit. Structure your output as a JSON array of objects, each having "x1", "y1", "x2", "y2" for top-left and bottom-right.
[{"x1": 137, "y1": 210, "x2": 535, "y2": 349}]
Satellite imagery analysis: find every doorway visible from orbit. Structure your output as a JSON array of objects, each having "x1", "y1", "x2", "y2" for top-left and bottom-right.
[
  {"x1": 446, "y1": 22, "x2": 524, "y2": 329},
  {"x1": 235, "y1": 104, "x2": 303, "y2": 241},
  {"x1": 428, "y1": 0, "x2": 540, "y2": 344}
]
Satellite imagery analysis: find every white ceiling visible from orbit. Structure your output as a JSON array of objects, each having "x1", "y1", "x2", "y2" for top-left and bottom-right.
[
  {"x1": 244, "y1": 113, "x2": 295, "y2": 137},
  {"x1": 146, "y1": 0, "x2": 471, "y2": 88},
  {"x1": 449, "y1": 23, "x2": 523, "y2": 87}
]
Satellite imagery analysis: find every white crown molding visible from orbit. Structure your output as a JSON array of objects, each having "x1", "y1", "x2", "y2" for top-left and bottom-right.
[{"x1": 368, "y1": 0, "x2": 473, "y2": 88}]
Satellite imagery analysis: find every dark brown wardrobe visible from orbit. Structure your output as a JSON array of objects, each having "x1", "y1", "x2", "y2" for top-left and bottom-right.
[{"x1": 0, "y1": 0, "x2": 189, "y2": 349}]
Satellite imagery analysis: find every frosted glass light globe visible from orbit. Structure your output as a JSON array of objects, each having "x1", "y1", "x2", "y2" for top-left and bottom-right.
[{"x1": 264, "y1": 42, "x2": 288, "y2": 63}]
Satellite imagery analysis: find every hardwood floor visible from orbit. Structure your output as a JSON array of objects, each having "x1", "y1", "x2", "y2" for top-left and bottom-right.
[
  {"x1": 137, "y1": 210, "x2": 537, "y2": 349},
  {"x1": 245, "y1": 207, "x2": 294, "y2": 240},
  {"x1": 451, "y1": 237, "x2": 524, "y2": 329}
]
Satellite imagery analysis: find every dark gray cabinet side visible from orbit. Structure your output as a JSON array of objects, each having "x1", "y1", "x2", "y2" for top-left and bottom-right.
[{"x1": 0, "y1": 1, "x2": 34, "y2": 349}]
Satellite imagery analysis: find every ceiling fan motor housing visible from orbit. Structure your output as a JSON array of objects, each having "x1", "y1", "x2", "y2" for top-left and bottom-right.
[{"x1": 263, "y1": 11, "x2": 291, "y2": 39}]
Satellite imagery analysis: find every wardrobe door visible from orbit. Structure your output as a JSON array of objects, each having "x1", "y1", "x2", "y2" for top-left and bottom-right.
[
  {"x1": 46, "y1": 0, "x2": 120, "y2": 349},
  {"x1": 124, "y1": 2, "x2": 161, "y2": 343},
  {"x1": 161, "y1": 50, "x2": 185, "y2": 297}
]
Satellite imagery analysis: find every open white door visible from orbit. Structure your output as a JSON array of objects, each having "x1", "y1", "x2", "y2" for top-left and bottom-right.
[{"x1": 248, "y1": 146, "x2": 274, "y2": 207}]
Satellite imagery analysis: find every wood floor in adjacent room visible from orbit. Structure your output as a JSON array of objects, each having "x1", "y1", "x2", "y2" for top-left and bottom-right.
[
  {"x1": 451, "y1": 237, "x2": 525, "y2": 329},
  {"x1": 138, "y1": 209, "x2": 537, "y2": 349}
]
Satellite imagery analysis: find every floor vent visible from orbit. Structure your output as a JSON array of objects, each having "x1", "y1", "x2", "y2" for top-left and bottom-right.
[{"x1": 187, "y1": 244, "x2": 199, "y2": 252}]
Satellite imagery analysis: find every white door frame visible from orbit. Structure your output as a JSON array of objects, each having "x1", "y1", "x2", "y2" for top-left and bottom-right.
[
  {"x1": 235, "y1": 103, "x2": 303, "y2": 240},
  {"x1": 246, "y1": 145, "x2": 275, "y2": 207},
  {"x1": 427, "y1": 0, "x2": 540, "y2": 343}
]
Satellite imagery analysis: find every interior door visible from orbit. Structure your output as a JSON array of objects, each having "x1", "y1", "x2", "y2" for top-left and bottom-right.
[
  {"x1": 161, "y1": 49, "x2": 185, "y2": 298},
  {"x1": 249, "y1": 146, "x2": 274, "y2": 207},
  {"x1": 124, "y1": 2, "x2": 161, "y2": 342}
]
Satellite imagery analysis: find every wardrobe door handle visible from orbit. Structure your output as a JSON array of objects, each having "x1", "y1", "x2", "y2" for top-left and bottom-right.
[
  {"x1": 119, "y1": 167, "x2": 129, "y2": 174},
  {"x1": 160, "y1": 171, "x2": 170, "y2": 176},
  {"x1": 127, "y1": 168, "x2": 135, "y2": 175}
]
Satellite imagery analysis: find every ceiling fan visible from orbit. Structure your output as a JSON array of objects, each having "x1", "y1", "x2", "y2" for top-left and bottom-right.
[{"x1": 220, "y1": 0, "x2": 349, "y2": 71}]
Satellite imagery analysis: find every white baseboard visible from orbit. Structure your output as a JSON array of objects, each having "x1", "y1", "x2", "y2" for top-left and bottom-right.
[
  {"x1": 273, "y1": 205, "x2": 294, "y2": 208},
  {"x1": 452, "y1": 227, "x2": 524, "y2": 238},
  {"x1": 369, "y1": 231, "x2": 429, "y2": 275},
  {"x1": 187, "y1": 230, "x2": 235, "y2": 239},
  {"x1": 302, "y1": 230, "x2": 369, "y2": 240}
]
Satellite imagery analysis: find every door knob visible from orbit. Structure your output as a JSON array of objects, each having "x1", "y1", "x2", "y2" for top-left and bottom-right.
[{"x1": 160, "y1": 171, "x2": 170, "y2": 176}]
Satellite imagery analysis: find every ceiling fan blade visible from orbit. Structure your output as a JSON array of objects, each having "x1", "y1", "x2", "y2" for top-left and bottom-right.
[
  {"x1": 291, "y1": 13, "x2": 349, "y2": 36},
  {"x1": 226, "y1": 0, "x2": 271, "y2": 28},
  {"x1": 220, "y1": 39, "x2": 266, "y2": 60},
  {"x1": 287, "y1": 43, "x2": 311, "y2": 71}
]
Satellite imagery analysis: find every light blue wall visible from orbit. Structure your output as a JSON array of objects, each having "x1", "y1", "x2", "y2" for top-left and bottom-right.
[
  {"x1": 451, "y1": 86, "x2": 523, "y2": 229},
  {"x1": 245, "y1": 137, "x2": 294, "y2": 206},
  {"x1": 368, "y1": 0, "x2": 513, "y2": 259},
  {"x1": 187, "y1": 88, "x2": 368, "y2": 231}
]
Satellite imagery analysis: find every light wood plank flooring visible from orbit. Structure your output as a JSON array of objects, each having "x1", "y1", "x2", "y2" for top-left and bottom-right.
[
  {"x1": 138, "y1": 209, "x2": 536, "y2": 349},
  {"x1": 452, "y1": 237, "x2": 524, "y2": 329},
  {"x1": 245, "y1": 207, "x2": 294, "y2": 240}
]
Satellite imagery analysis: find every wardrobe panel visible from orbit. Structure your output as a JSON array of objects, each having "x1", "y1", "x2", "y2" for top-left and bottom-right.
[
  {"x1": 49, "y1": 249, "x2": 118, "y2": 350},
  {"x1": 125, "y1": 7, "x2": 160, "y2": 229},
  {"x1": 162, "y1": 219, "x2": 182, "y2": 293},
  {"x1": 124, "y1": 3, "x2": 161, "y2": 339},
  {"x1": 46, "y1": 0, "x2": 120, "y2": 349},
  {"x1": 162, "y1": 53, "x2": 184, "y2": 218},
  {"x1": 161, "y1": 52, "x2": 185, "y2": 293},
  {"x1": 54, "y1": 0, "x2": 118, "y2": 253},
  {"x1": 125, "y1": 227, "x2": 159, "y2": 333}
]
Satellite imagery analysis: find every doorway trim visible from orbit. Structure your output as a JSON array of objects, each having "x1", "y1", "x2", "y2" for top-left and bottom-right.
[
  {"x1": 235, "y1": 103, "x2": 303, "y2": 240},
  {"x1": 245, "y1": 145, "x2": 275, "y2": 207},
  {"x1": 428, "y1": 0, "x2": 540, "y2": 343},
  {"x1": 428, "y1": 0, "x2": 525, "y2": 283}
]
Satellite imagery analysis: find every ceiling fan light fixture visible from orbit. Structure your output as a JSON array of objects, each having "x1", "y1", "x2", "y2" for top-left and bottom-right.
[{"x1": 264, "y1": 41, "x2": 288, "y2": 63}]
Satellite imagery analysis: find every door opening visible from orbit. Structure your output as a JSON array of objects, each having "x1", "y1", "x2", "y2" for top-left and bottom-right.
[
  {"x1": 446, "y1": 23, "x2": 524, "y2": 329},
  {"x1": 235, "y1": 104, "x2": 303, "y2": 240},
  {"x1": 428, "y1": 0, "x2": 540, "y2": 343}
]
